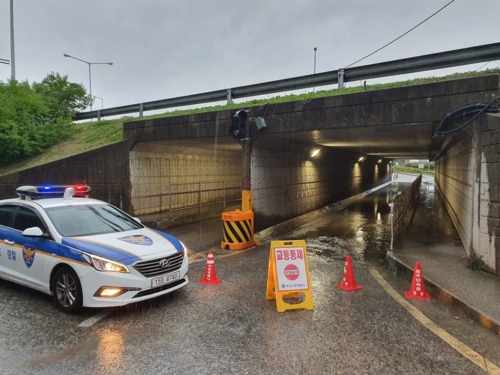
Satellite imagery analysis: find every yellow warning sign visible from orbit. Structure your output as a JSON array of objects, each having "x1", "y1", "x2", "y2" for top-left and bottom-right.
[{"x1": 266, "y1": 240, "x2": 313, "y2": 312}]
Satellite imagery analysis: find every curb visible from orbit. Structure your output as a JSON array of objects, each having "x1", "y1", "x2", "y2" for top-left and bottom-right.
[
  {"x1": 255, "y1": 181, "x2": 392, "y2": 245},
  {"x1": 386, "y1": 252, "x2": 500, "y2": 336}
]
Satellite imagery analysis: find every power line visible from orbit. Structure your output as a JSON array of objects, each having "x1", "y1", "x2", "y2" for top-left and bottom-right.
[
  {"x1": 474, "y1": 61, "x2": 491, "y2": 71},
  {"x1": 344, "y1": 0, "x2": 456, "y2": 69}
]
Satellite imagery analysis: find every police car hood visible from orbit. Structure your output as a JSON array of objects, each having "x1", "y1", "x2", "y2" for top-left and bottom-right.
[{"x1": 61, "y1": 228, "x2": 184, "y2": 265}]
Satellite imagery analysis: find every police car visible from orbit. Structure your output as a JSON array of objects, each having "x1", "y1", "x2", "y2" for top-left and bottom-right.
[{"x1": 0, "y1": 185, "x2": 189, "y2": 313}]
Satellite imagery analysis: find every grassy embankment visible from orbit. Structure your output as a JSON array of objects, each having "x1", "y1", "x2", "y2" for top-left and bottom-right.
[
  {"x1": 0, "y1": 68, "x2": 498, "y2": 177},
  {"x1": 393, "y1": 165, "x2": 435, "y2": 177}
]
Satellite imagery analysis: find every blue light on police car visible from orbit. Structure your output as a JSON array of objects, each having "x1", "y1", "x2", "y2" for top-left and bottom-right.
[{"x1": 16, "y1": 184, "x2": 92, "y2": 200}]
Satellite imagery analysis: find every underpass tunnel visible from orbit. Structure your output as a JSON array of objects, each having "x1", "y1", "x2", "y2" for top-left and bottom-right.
[{"x1": 124, "y1": 75, "x2": 500, "y2": 275}]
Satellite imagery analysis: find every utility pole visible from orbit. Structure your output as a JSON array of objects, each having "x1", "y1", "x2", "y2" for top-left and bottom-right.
[{"x1": 10, "y1": 0, "x2": 16, "y2": 80}]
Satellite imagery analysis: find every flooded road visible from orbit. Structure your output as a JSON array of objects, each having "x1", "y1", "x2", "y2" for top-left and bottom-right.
[
  {"x1": 1, "y1": 179, "x2": 500, "y2": 374},
  {"x1": 289, "y1": 182, "x2": 410, "y2": 264}
]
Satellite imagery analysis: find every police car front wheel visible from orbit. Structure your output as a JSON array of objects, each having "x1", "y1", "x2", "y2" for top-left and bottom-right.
[{"x1": 52, "y1": 266, "x2": 83, "y2": 314}]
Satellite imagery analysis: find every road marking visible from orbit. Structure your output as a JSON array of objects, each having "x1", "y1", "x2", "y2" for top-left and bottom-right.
[
  {"x1": 370, "y1": 268, "x2": 500, "y2": 375},
  {"x1": 78, "y1": 250, "x2": 247, "y2": 328},
  {"x1": 78, "y1": 310, "x2": 114, "y2": 328},
  {"x1": 188, "y1": 247, "x2": 253, "y2": 264}
]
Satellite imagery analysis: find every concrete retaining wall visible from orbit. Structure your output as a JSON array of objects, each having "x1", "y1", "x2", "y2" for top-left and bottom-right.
[
  {"x1": 435, "y1": 113, "x2": 500, "y2": 275},
  {"x1": 0, "y1": 141, "x2": 129, "y2": 210}
]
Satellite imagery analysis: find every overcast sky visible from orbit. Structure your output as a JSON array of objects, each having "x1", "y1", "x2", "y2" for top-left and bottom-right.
[{"x1": 1, "y1": 0, "x2": 499, "y2": 113}]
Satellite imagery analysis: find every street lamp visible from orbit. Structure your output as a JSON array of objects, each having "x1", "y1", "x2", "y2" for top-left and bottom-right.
[
  {"x1": 63, "y1": 53, "x2": 113, "y2": 111},
  {"x1": 10, "y1": 0, "x2": 15, "y2": 80},
  {"x1": 313, "y1": 47, "x2": 317, "y2": 92},
  {"x1": 91, "y1": 95, "x2": 104, "y2": 109},
  {"x1": 313, "y1": 47, "x2": 317, "y2": 74}
]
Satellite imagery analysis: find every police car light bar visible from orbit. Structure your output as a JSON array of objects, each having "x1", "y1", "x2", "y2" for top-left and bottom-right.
[{"x1": 16, "y1": 185, "x2": 92, "y2": 200}]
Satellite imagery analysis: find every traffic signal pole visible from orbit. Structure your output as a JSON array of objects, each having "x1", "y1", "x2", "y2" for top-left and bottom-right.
[
  {"x1": 241, "y1": 134, "x2": 253, "y2": 212},
  {"x1": 221, "y1": 110, "x2": 266, "y2": 250}
]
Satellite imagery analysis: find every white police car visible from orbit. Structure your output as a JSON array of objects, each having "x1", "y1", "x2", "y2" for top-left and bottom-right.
[{"x1": 0, "y1": 185, "x2": 189, "y2": 313}]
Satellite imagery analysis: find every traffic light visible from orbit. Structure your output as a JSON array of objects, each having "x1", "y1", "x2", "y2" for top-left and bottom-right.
[{"x1": 229, "y1": 110, "x2": 248, "y2": 141}]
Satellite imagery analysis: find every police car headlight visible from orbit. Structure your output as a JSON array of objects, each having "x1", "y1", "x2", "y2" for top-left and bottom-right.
[
  {"x1": 82, "y1": 253, "x2": 129, "y2": 273},
  {"x1": 180, "y1": 241, "x2": 189, "y2": 255}
]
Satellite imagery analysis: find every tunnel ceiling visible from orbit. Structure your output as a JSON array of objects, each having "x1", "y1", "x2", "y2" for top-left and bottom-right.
[
  {"x1": 139, "y1": 122, "x2": 445, "y2": 160},
  {"x1": 265, "y1": 122, "x2": 444, "y2": 159}
]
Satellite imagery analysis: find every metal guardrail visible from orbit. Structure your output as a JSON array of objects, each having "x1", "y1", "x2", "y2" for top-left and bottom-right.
[
  {"x1": 389, "y1": 174, "x2": 422, "y2": 249},
  {"x1": 75, "y1": 43, "x2": 500, "y2": 121}
]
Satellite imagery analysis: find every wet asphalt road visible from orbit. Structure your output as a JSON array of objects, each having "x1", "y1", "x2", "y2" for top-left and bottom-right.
[{"x1": 1, "y1": 183, "x2": 500, "y2": 375}]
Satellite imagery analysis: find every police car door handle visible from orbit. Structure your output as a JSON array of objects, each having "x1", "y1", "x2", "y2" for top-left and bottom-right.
[{"x1": 4, "y1": 240, "x2": 15, "y2": 245}]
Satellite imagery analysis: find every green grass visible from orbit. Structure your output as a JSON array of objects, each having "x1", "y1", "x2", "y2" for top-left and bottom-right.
[
  {"x1": 393, "y1": 165, "x2": 435, "y2": 177},
  {"x1": 0, "y1": 68, "x2": 498, "y2": 177}
]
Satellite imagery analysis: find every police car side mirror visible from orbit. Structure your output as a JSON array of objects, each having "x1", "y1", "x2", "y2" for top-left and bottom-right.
[
  {"x1": 22, "y1": 227, "x2": 48, "y2": 238},
  {"x1": 133, "y1": 217, "x2": 141, "y2": 224}
]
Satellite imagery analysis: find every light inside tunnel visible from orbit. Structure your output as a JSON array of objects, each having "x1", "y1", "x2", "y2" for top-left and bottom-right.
[
  {"x1": 358, "y1": 156, "x2": 365, "y2": 162},
  {"x1": 311, "y1": 149, "x2": 320, "y2": 157},
  {"x1": 378, "y1": 159, "x2": 382, "y2": 163}
]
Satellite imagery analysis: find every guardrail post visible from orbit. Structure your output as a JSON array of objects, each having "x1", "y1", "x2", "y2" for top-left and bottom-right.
[
  {"x1": 97, "y1": 110, "x2": 101, "y2": 121},
  {"x1": 227, "y1": 89, "x2": 232, "y2": 105},
  {"x1": 139, "y1": 103, "x2": 144, "y2": 118},
  {"x1": 168, "y1": 184, "x2": 172, "y2": 219},
  {"x1": 223, "y1": 180, "x2": 227, "y2": 207},
  {"x1": 338, "y1": 69, "x2": 345, "y2": 89},
  {"x1": 198, "y1": 182, "x2": 202, "y2": 213},
  {"x1": 389, "y1": 202, "x2": 394, "y2": 250}
]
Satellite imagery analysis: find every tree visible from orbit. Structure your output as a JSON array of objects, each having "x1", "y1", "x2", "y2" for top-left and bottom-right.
[
  {"x1": 0, "y1": 73, "x2": 91, "y2": 164},
  {"x1": 32, "y1": 72, "x2": 92, "y2": 121}
]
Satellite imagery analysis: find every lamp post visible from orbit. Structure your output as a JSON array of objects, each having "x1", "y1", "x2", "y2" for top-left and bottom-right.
[
  {"x1": 313, "y1": 47, "x2": 317, "y2": 92},
  {"x1": 91, "y1": 95, "x2": 104, "y2": 109},
  {"x1": 63, "y1": 54, "x2": 113, "y2": 111},
  {"x1": 10, "y1": 0, "x2": 15, "y2": 80}
]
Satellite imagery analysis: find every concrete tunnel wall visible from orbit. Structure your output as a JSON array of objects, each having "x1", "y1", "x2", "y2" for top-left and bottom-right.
[
  {"x1": 435, "y1": 113, "x2": 500, "y2": 275},
  {"x1": 127, "y1": 136, "x2": 390, "y2": 231},
  {"x1": 129, "y1": 142, "x2": 241, "y2": 216},
  {"x1": 251, "y1": 136, "x2": 390, "y2": 231}
]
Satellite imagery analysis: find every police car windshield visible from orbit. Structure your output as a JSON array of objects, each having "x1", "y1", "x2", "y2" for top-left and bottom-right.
[{"x1": 45, "y1": 204, "x2": 143, "y2": 237}]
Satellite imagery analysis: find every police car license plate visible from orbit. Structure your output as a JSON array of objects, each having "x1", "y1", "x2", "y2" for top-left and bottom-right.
[{"x1": 151, "y1": 271, "x2": 180, "y2": 287}]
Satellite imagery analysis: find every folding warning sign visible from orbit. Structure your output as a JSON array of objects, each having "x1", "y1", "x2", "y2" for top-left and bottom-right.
[{"x1": 266, "y1": 240, "x2": 313, "y2": 312}]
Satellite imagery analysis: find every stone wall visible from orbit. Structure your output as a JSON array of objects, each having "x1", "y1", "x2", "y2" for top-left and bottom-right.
[{"x1": 435, "y1": 113, "x2": 500, "y2": 275}]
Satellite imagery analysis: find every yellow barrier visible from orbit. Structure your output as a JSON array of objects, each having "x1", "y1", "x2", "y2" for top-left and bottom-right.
[{"x1": 221, "y1": 209, "x2": 256, "y2": 250}]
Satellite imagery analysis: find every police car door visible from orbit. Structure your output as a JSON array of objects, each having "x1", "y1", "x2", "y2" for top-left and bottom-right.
[
  {"x1": 2, "y1": 205, "x2": 48, "y2": 290},
  {"x1": 0, "y1": 205, "x2": 18, "y2": 278}
]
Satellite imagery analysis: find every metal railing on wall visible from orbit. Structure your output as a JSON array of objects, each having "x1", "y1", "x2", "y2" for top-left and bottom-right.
[
  {"x1": 389, "y1": 174, "x2": 422, "y2": 250},
  {"x1": 167, "y1": 180, "x2": 241, "y2": 217},
  {"x1": 136, "y1": 180, "x2": 241, "y2": 218},
  {"x1": 74, "y1": 43, "x2": 500, "y2": 121}
]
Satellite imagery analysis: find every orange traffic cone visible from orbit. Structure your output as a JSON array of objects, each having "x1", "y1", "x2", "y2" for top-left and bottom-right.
[
  {"x1": 199, "y1": 251, "x2": 222, "y2": 285},
  {"x1": 405, "y1": 261, "x2": 431, "y2": 300},
  {"x1": 336, "y1": 255, "x2": 363, "y2": 291}
]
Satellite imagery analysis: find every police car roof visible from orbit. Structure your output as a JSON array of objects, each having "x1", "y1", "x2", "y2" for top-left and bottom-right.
[{"x1": 0, "y1": 196, "x2": 107, "y2": 209}]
